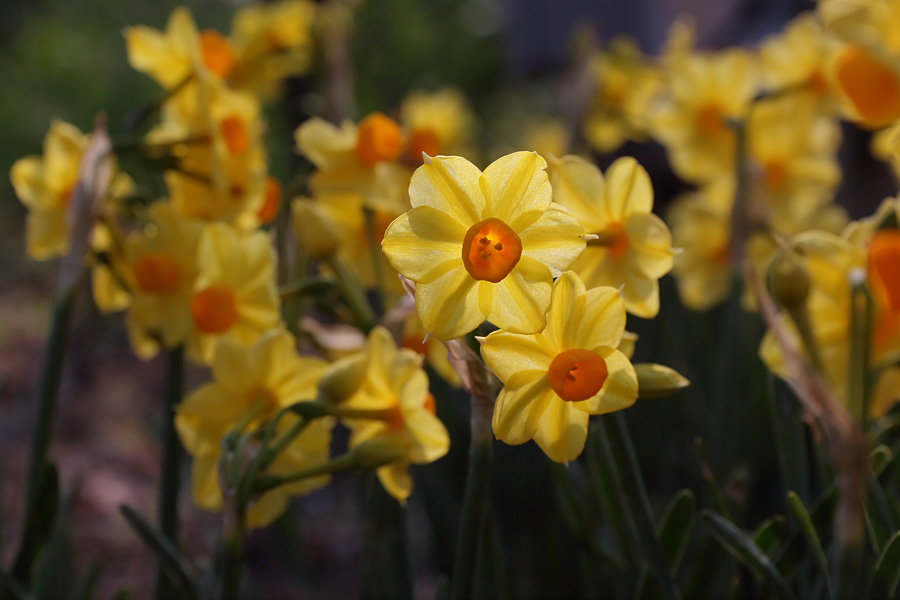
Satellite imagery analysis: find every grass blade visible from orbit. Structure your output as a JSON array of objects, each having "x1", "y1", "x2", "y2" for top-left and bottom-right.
[
  {"x1": 119, "y1": 506, "x2": 198, "y2": 600},
  {"x1": 786, "y1": 491, "x2": 832, "y2": 598}
]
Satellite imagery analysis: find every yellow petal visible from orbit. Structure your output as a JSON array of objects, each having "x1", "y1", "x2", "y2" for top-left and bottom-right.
[
  {"x1": 480, "y1": 151, "x2": 551, "y2": 227},
  {"x1": 518, "y1": 206, "x2": 586, "y2": 274},
  {"x1": 533, "y1": 397, "x2": 589, "y2": 463},
  {"x1": 376, "y1": 461, "x2": 412, "y2": 504},
  {"x1": 576, "y1": 348, "x2": 638, "y2": 414},
  {"x1": 405, "y1": 410, "x2": 450, "y2": 464},
  {"x1": 10, "y1": 157, "x2": 46, "y2": 209},
  {"x1": 492, "y1": 376, "x2": 555, "y2": 445},
  {"x1": 543, "y1": 271, "x2": 587, "y2": 350},
  {"x1": 622, "y1": 271, "x2": 660, "y2": 319},
  {"x1": 409, "y1": 155, "x2": 484, "y2": 225},
  {"x1": 480, "y1": 331, "x2": 553, "y2": 384},
  {"x1": 212, "y1": 336, "x2": 256, "y2": 394},
  {"x1": 548, "y1": 154, "x2": 606, "y2": 229},
  {"x1": 605, "y1": 156, "x2": 653, "y2": 218},
  {"x1": 577, "y1": 286, "x2": 626, "y2": 349},
  {"x1": 191, "y1": 454, "x2": 223, "y2": 511},
  {"x1": 486, "y1": 256, "x2": 551, "y2": 334},
  {"x1": 415, "y1": 265, "x2": 482, "y2": 340},
  {"x1": 246, "y1": 489, "x2": 289, "y2": 529},
  {"x1": 381, "y1": 206, "x2": 466, "y2": 283},
  {"x1": 625, "y1": 213, "x2": 675, "y2": 279}
]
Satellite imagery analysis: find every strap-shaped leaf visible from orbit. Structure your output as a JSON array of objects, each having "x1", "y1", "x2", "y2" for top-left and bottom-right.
[
  {"x1": 786, "y1": 491, "x2": 832, "y2": 598},
  {"x1": 753, "y1": 516, "x2": 786, "y2": 556},
  {"x1": 635, "y1": 490, "x2": 696, "y2": 599},
  {"x1": 12, "y1": 462, "x2": 59, "y2": 584},
  {"x1": 702, "y1": 510, "x2": 798, "y2": 600},
  {"x1": 119, "y1": 506, "x2": 199, "y2": 600},
  {"x1": 869, "y1": 531, "x2": 900, "y2": 599},
  {"x1": 870, "y1": 445, "x2": 892, "y2": 477}
]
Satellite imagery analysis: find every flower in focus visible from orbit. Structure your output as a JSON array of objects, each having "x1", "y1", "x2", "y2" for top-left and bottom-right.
[
  {"x1": 295, "y1": 114, "x2": 413, "y2": 213},
  {"x1": 176, "y1": 329, "x2": 331, "y2": 528},
  {"x1": 548, "y1": 155, "x2": 674, "y2": 318},
  {"x1": 479, "y1": 271, "x2": 638, "y2": 463},
  {"x1": 381, "y1": 151, "x2": 585, "y2": 340},
  {"x1": 337, "y1": 326, "x2": 450, "y2": 503},
  {"x1": 187, "y1": 223, "x2": 281, "y2": 364}
]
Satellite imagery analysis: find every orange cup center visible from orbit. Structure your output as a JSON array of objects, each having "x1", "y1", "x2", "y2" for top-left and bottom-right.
[
  {"x1": 257, "y1": 176, "x2": 282, "y2": 224},
  {"x1": 355, "y1": 113, "x2": 404, "y2": 167},
  {"x1": 220, "y1": 115, "x2": 249, "y2": 155},
  {"x1": 190, "y1": 285, "x2": 239, "y2": 334},
  {"x1": 406, "y1": 127, "x2": 442, "y2": 163},
  {"x1": 199, "y1": 30, "x2": 235, "y2": 78},
  {"x1": 134, "y1": 252, "x2": 182, "y2": 294},
  {"x1": 461, "y1": 218, "x2": 523, "y2": 283},
  {"x1": 834, "y1": 43, "x2": 900, "y2": 127},
  {"x1": 696, "y1": 103, "x2": 727, "y2": 136},
  {"x1": 547, "y1": 348, "x2": 609, "y2": 403}
]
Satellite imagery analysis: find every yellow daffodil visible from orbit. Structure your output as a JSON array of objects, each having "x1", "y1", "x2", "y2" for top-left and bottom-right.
[
  {"x1": 818, "y1": 0, "x2": 900, "y2": 56},
  {"x1": 667, "y1": 187, "x2": 734, "y2": 311},
  {"x1": 125, "y1": 6, "x2": 235, "y2": 88},
  {"x1": 548, "y1": 155, "x2": 674, "y2": 318},
  {"x1": 228, "y1": 0, "x2": 316, "y2": 97},
  {"x1": 584, "y1": 37, "x2": 662, "y2": 154},
  {"x1": 176, "y1": 328, "x2": 331, "y2": 528},
  {"x1": 337, "y1": 326, "x2": 450, "y2": 503},
  {"x1": 187, "y1": 223, "x2": 281, "y2": 364},
  {"x1": 830, "y1": 42, "x2": 900, "y2": 128},
  {"x1": 295, "y1": 114, "x2": 413, "y2": 214},
  {"x1": 759, "y1": 13, "x2": 839, "y2": 110},
  {"x1": 382, "y1": 151, "x2": 585, "y2": 340},
  {"x1": 400, "y1": 87, "x2": 477, "y2": 165},
  {"x1": 651, "y1": 48, "x2": 758, "y2": 184},
  {"x1": 125, "y1": 202, "x2": 203, "y2": 359},
  {"x1": 479, "y1": 271, "x2": 638, "y2": 464}
]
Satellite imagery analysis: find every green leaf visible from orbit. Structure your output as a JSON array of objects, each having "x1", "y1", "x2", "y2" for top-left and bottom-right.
[
  {"x1": 871, "y1": 445, "x2": 893, "y2": 476},
  {"x1": 702, "y1": 510, "x2": 798, "y2": 600},
  {"x1": 694, "y1": 437, "x2": 731, "y2": 519},
  {"x1": 753, "y1": 516, "x2": 787, "y2": 556},
  {"x1": 119, "y1": 506, "x2": 199, "y2": 600},
  {"x1": 767, "y1": 376, "x2": 811, "y2": 502},
  {"x1": 635, "y1": 490, "x2": 696, "y2": 599},
  {"x1": 786, "y1": 491, "x2": 832, "y2": 598},
  {"x1": 12, "y1": 462, "x2": 60, "y2": 584},
  {"x1": 869, "y1": 530, "x2": 900, "y2": 599}
]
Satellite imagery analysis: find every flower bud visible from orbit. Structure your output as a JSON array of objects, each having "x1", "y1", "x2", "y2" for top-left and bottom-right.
[
  {"x1": 767, "y1": 250, "x2": 811, "y2": 310},
  {"x1": 317, "y1": 352, "x2": 368, "y2": 404},
  {"x1": 352, "y1": 436, "x2": 406, "y2": 469},
  {"x1": 291, "y1": 198, "x2": 339, "y2": 259},
  {"x1": 634, "y1": 363, "x2": 690, "y2": 399}
]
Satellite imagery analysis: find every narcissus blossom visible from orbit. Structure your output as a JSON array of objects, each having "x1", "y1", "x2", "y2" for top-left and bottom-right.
[
  {"x1": 176, "y1": 329, "x2": 331, "y2": 528},
  {"x1": 548, "y1": 155, "x2": 674, "y2": 318},
  {"x1": 382, "y1": 151, "x2": 585, "y2": 340},
  {"x1": 479, "y1": 271, "x2": 638, "y2": 463}
]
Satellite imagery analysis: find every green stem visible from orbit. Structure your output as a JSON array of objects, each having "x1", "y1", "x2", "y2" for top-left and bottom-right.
[
  {"x1": 786, "y1": 304, "x2": 825, "y2": 374},
  {"x1": 219, "y1": 507, "x2": 246, "y2": 600},
  {"x1": 254, "y1": 451, "x2": 360, "y2": 494},
  {"x1": 154, "y1": 346, "x2": 184, "y2": 600},
  {"x1": 363, "y1": 208, "x2": 385, "y2": 315},
  {"x1": 450, "y1": 393, "x2": 494, "y2": 600},
  {"x1": 601, "y1": 414, "x2": 682, "y2": 600},
  {"x1": 327, "y1": 258, "x2": 377, "y2": 333},
  {"x1": 847, "y1": 282, "x2": 873, "y2": 425}
]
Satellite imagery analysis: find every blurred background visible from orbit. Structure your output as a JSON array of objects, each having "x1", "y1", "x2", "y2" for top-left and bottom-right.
[{"x1": 0, "y1": 0, "x2": 892, "y2": 598}]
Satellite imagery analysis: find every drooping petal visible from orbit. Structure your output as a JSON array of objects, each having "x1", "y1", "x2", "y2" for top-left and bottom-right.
[
  {"x1": 415, "y1": 265, "x2": 482, "y2": 340},
  {"x1": 381, "y1": 205, "x2": 466, "y2": 283},
  {"x1": 532, "y1": 398, "x2": 589, "y2": 463},
  {"x1": 492, "y1": 376, "x2": 555, "y2": 445},
  {"x1": 409, "y1": 155, "x2": 484, "y2": 225},
  {"x1": 486, "y1": 256, "x2": 551, "y2": 334},
  {"x1": 377, "y1": 461, "x2": 413, "y2": 503},
  {"x1": 480, "y1": 151, "x2": 551, "y2": 225}
]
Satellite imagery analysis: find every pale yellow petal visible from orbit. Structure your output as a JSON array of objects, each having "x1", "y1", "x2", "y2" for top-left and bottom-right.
[
  {"x1": 533, "y1": 398, "x2": 589, "y2": 463},
  {"x1": 578, "y1": 286, "x2": 626, "y2": 349},
  {"x1": 377, "y1": 461, "x2": 412, "y2": 503},
  {"x1": 480, "y1": 331, "x2": 553, "y2": 384},
  {"x1": 543, "y1": 271, "x2": 587, "y2": 350},
  {"x1": 415, "y1": 265, "x2": 482, "y2": 340},
  {"x1": 518, "y1": 206, "x2": 586, "y2": 274},
  {"x1": 480, "y1": 151, "x2": 551, "y2": 226},
  {"x1": 211, "y1": 337, "x2": 256, "y2": 394},
  {"x1": 548, "y1": 154, "x2": 606, "y2": 228},
  {"x1": 622, "y1": 271, "x2": 659, "y2": 319},
  {"x1": 409, "y1": 155, "x2": 484, "y2": 225},
  {"x1": 246, "y1": 490, "x2": 288, "y2": 529},
  {"x1": 485, "y1": 256, "x2": 551, "y2": 334},
  {"x1": 10, "y1": 158, "x2": 46, "y2": 209},
  {"x1": 625, "y1": 212, "x2": 675, "y2": 279},
  {"x1": 381, "y1": 206, "x2": 465, "y2": 283},
  {"x1": 191, "y1": 455, "x2": 223, "y2": 511},
  {"x1": 605, "y1": 156, "x2": 653, "y2": 218},
  {"x1": 492, "y1": 376, "x2": 555, "y2": 445}
]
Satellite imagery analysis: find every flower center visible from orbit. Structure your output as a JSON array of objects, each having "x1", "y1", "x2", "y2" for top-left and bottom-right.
[
  {"x1": 199, "y1": 30, "x2": 235, "y2": 78},
  {"x1": 764, "y1": 160, "x2": 789, "y2": 190},
  {"x1": 355, "y1": 113, "x2": 404, "y2": 167},
  {"x1": 696, "y1": 103, "x2": 727, "y2": 136},
  {"x1": 424, "y1": 392, "x2": 436, "y2": 415},
  {"x1": 807, "y1": 69, "x2": 829, "y2": 95},
  {"x1": 461, "y1": 218, "x2": 523, "y2": 283},
  {"x1": 405, "y1": 127, "x2": 441, "y2": 163},
  {"x1": 190, "y1": 285, "x2": 239, "y2": 334},
  {"x1": 220, "y1": 115, "x2": 249, "y2": 155},
  {"x1": 256, "y1": 176, "x2": 281, "y2": 224},
  {"x1": 401, "y1": 334, "x2": 429, "y2": 355},
  {"x1": 134, "y1": 252, "x2": 182, "y2": 294},
  {"x1": 605, "y1": 222, "x2": 629, "y2": 258},
  {"x1": 834, "y1": 43, "x2": 900, "y2": 127},
  {"x1": 547, "y1": 349, "x2": 609, "y2": 402}
]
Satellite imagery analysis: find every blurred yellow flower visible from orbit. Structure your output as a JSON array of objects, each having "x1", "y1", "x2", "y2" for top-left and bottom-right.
[
  {"x1": 295, "y1": 114, "x2": 413, "y2": 214},
  {"x1": 338, "y1": 326, "x2": 450, "y2": 503},
  {"x1": 479, "y1": 271, "x2": 638, "y2": 464},
  {"x1": 382, "y1": 152, "x2": 585, "y2": 340},
  {"x1": 176, "y1": 328, "x2": 331, "y2": 528},
  {"x1": 125, "y1": 202, "x2": 203, "y2": 359},
  {"x1": 187, "y1": 223, "x2": 281, "y2": 364},
  {"x1": 400, "y1": 87, "x2": 477, "y2": 164},
  {"x1": 652, "y1": 48, "x2": 758, "y2": 184},
  {"x1": 830, "y1": 42, "x2": 900, "y2": 128},
  {"x1": 548, "y1": 155, "x2": 674, "y2": 318}
]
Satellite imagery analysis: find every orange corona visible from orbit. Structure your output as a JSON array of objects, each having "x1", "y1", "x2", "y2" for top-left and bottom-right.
[
  {"x1": 461, "y1": 218, "x2": 522, "y2": 283},
  {"x1": 547, "y1": 349, "x2": 609, "y2": 402},
  {"x1": 199, "y1": 30, "x2": 235, "y2": 78},
  {"x1": 190, "y1": 285, "x2": 239, "y2": 334},
  {"x1": 834, "y1": 44, "x2": 900, "y2": 127},
  {"x1": 134, "y1": 252, "x2": 182, "y2": 294},
  {"x1": 405, "y1": 127, "x2": 441, "y2": 164},
  {"x1": 355, "y1": 113, "x2": 404, "y2": 166}
]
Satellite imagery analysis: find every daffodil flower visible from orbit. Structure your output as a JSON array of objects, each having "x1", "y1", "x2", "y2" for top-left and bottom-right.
[
  {"x1": 382, "y1": 151, "x2": 585, "y2": 340},
  {"x1": 479, "y1": 271, "x2": 638, "y2": 464}
]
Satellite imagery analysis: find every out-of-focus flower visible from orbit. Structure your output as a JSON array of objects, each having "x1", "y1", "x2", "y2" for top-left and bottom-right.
[
  {"x1": 381, "y1": 152, "x2": 585, "y2": 340},
  {"x1": 584, "y1": 37, "x2": 662, "y2": 154},
  {"x1": 399, "y1": 313, "x2": 461, "y2": 387},
  {"x1": 480, "y1": 271, "x2": 638, "y2": 464},
  {"x1": 228, "y1": 0, "x2": 316, "y2": 97},
  {"x1": 548, "y1": 155, "x2": 674, "y2": 318},
  {"x1": 400, "y1": 87, "x2": 477, "y2": 164},
  {"x1": 336, "y1": 326, "x2": 449, "y2": 503},
  {"x1": 176, "y1": 329, "x2": 331, "y2": 528},
  {"x1": 830, "y1": 42, "x2": 900, "y2": 128},
  {"x1": 187, "y1": 223, "x2": 281, "y2": 364},
  {"x1": 125, "y1": 202, "x2": 203, "y2": 359},
  {"x1": 295, "y1": 114, "x2": 413, "y2": 214},
  {"x1": 652, "y1": 48, "x2": 758, "y2": 184}
]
